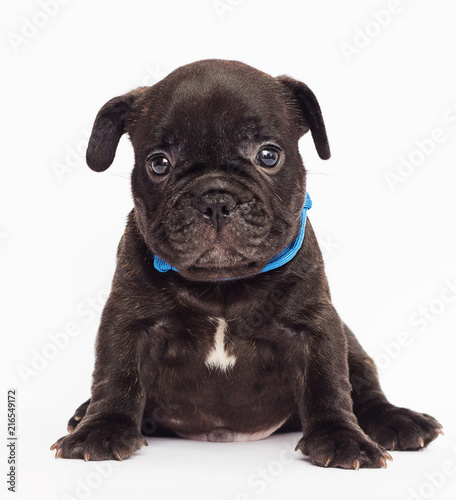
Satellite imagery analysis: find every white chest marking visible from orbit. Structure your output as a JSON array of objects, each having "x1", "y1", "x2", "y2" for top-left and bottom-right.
[{"x1": 205, "y1": 318, "x2": 236, "y2": 371}]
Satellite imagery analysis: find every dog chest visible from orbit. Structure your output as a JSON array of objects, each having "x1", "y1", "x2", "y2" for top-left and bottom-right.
[
  {"x1": 153, "y1": 315, "x2": 278, "y2": 372},
  {"x1": 204, "y1": 317, "x2": 236, "y2": 370},
  {"x1": 141, "y1": 314, "x2": 293, "y2": 439}
]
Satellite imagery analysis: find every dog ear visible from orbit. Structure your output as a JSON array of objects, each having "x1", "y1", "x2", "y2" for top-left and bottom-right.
[
  {"x1": 276, "y1": 76, "x2": 330, "y2": 160},
  {"x1": 86, "y1": 87, "x2": 148, "y2": 172}
]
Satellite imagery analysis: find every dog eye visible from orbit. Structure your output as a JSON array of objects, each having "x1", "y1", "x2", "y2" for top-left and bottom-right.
[
  {"x1": 147, "y1": 155, "x2": 171, "y2": 176},
  {"x1": 256, "y1": 147, "x2": 280, "y2": 168}
]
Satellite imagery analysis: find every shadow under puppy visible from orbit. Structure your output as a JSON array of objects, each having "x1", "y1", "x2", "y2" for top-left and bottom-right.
[{"x1": 51, "y1": 59, "x2": 442, "y2": 469}]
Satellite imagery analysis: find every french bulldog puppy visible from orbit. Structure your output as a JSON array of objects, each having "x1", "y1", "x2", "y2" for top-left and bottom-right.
[{"x1": 51, "y1": 59, "x2": 442, "y2": 468}]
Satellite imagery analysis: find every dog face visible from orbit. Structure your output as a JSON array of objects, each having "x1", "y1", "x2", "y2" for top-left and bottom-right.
[{"x1": 86, "y1": 60, "x2": 330, "y2": 281}]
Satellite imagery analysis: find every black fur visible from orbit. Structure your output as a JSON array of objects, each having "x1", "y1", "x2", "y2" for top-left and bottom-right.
[{"x1": 52, "y1": 60, "x2": 442, "y2": 468}]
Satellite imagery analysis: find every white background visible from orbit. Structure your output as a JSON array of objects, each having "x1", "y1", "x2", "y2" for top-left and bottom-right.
[{"x1": 2, "y1": 0, "x2": 456, "y2": 499}]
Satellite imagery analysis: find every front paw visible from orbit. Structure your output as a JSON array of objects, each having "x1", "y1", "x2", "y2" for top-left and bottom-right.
[
  {"x1": 356, "y1": 404, "x2": 443, "y2": 451},
  {"x1": 296, "y1": 424, "x2": 392, "y2": 469},
  {"x1": 51, "y1": 417, "x2": 148, "y2": 461}
]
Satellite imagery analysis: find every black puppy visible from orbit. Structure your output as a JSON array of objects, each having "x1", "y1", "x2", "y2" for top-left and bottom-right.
[{"x1": 51, "y1": 59, "x2": 442, "y2": 469}]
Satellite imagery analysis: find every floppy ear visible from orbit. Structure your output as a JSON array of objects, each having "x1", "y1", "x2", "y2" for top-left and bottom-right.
[
  {"x1": 276, "y1": 76, "x2": 330, "y2": 160},
  {"x1": 86, "y1": 87, "x2": 148, "y2": 172}
]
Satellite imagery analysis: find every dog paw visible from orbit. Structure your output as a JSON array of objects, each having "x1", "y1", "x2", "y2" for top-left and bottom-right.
[
  {"x1": 356, "y1": 403, "x2": 443, "y2": 451},
  {"x1": 67, "y1": 399, "x2": 91, "y2": 432},
  {"x1": 51, "y1": 417, "x2": 148, "y2": 461},
  {"x1": 296, "y1": 424, "x2": 392, "y2": 469}
]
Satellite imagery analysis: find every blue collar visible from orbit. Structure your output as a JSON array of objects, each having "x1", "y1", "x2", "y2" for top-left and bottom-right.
[{"x1": 153, "y1": 192, "x2": 312, "y2": 281}]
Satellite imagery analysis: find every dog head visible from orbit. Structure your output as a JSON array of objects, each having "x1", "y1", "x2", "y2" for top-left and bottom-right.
[{"x1": 86, "y1": 59, "x2": 330, "y2": 281}]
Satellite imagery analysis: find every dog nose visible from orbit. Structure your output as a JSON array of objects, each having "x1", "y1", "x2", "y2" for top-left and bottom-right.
[{"x1": 196, "y1": 191, "x2": 236, "y2": 230}]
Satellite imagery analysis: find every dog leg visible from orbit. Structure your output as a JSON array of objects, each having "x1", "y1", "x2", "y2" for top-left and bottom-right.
[
  {"x1": 280, "y1": 303, "x2": 391, "y2": 469},
  {"x1": 51, "y1": 299, "x2": 148, "y2": 461},
  {"x1": 344, "y1": 323, "x2": 443, "y2": 451}
]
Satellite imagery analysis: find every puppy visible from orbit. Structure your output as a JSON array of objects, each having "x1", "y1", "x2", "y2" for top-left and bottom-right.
[{"x1": 51, "y1": 59, "x2": 442, "y2": 468}]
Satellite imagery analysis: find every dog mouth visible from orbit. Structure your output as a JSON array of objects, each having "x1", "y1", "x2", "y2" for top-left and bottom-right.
[
  {"x1": 147, "y1": 189, "x2": 277, "y2": 278},
  {"x1": 161, "y1": 203, "x2": 272, "y2": 273},
  {"x1": 191, "y1": 243, "x2": 252, "y2": 269},
  {"x1": 184, "y1": 246, "x2": 262, "y2": 281}
]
